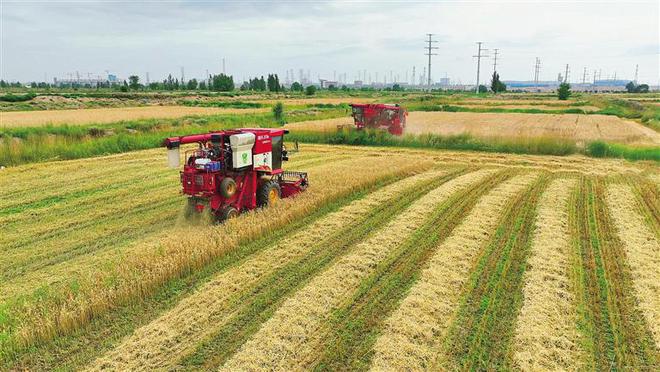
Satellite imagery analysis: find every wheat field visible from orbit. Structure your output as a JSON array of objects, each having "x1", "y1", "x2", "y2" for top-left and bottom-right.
[
  {"x1": 0, "y1": 106, "x2": 267, "y2": 127},
  {"x1": 285, "y1": 111, "x2": 660, "y2": 145},
  {"x1": 2, "y1": 144, "x2": 659, "y2": 370}
]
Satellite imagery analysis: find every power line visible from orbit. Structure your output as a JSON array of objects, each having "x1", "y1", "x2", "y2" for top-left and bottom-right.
[
  {"x1": 473, "y1": 42, "x2": 488, "y2": 93},
  {"x1": 424, "y1": 33, "x2": 438, "y2": 90}
]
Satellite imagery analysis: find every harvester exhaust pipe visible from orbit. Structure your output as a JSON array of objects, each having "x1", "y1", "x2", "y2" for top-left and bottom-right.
[{"x1": 166, "y1": 140, "x2": 180, "y2": 169}]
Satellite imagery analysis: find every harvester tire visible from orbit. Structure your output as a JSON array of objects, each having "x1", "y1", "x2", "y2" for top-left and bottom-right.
[
  {"x1": 218, "y1": 206, "x2": 239, "y2": 221},
  {"x1": 220, "y1": 177, "x2": 237, "y2": 198},
  {"x1": 257, "y1": 180, "x2": 281, "y2": 208}
]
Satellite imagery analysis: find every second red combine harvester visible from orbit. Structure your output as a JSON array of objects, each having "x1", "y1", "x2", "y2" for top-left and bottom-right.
[
  {"x1": 163, "y1": 128, "x2": 308, "y2": 221},
  {"x1": 349, "y1": 103, "x2": 408, "y2": 136}
]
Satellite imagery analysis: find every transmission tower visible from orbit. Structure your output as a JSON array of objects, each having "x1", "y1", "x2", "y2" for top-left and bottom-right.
[
  {"x1": 411, "y1": 66, "x2": 416, "y2": 86},
  {"x1": 473, "y1": 42, "x2": 489, "y2": 92},
  {"x1": 582, "y1": 67, "x2": 587, "y2": 84},
  {"x1": 424, "y1": 34, "x2": 438, "y2": 90},
  {"x1": 180, "y1": 66, "x2": 185, "y2": 84},
  {"x1": 492, "y1": 48, "x2": 499, "y2": 73},
  {"x1": 533, "y1": 58, "x2": 541, "y2": 89},
  {"x1": 563, "y1": 64, "x2": 570, "y2": 83},
  {"x1": 634, "y1": 64, "x2": 639, "y2": 83}
]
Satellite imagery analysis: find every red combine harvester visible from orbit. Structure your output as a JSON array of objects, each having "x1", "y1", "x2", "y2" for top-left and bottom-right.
[
  {"x1": 163, "y1": 128, "x2": 308, "y2": 221},
  {"x1": 349, "y1": 103, "x2": 408, "y2": 136}
]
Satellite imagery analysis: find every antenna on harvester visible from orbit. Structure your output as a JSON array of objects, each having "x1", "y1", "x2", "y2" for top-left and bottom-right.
[
  {"x1": 424, "y1": 33, "x2": 438, "y2": 91},
  {"x1": 473, "y1": 42, "x2": 489, "y2": 93}
]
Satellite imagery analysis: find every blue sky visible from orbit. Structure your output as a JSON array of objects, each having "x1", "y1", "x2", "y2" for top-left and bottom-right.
[{"x1": 1, "y1": 0, "x2": 658, "y2": 84}]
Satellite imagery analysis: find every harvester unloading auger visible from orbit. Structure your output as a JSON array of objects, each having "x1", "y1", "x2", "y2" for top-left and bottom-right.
[
  {"x1": 163, "y1": 128, "x2": 308, "y2": 221},
  {"x1": 349, "y1": 103, "x2": 408, "y2": 135}
]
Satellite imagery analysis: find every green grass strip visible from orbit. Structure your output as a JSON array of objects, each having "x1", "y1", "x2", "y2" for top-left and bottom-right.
[
  {"x1": 2, "y1": 170, "x2": 411, "y2": 369},
  {"x1": 570, "y1": 177, "x2": 658, "y2": 370},
  {"x1": 441, "y1": 174, "x2": 548, "y2": 370},
  {"x1": 309, "y1": 170, "x2": 511, "y2": 371},
  {"x1": 175, "y1": 168, "x2": 468, "y2": 369}
]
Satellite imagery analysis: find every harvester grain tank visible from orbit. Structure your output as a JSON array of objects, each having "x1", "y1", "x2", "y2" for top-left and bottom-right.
[
  {"x1": 163, "y1": 128, "x2": 308, "y2": 221},
  {"x1": 349, "y1": 103, "x2": 408, "y2": 135}
]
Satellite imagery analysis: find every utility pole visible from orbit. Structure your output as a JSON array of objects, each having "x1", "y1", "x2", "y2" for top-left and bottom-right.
[
  {"x1": 564, "y1": 64, "x2": 570, "y2": 83},
  {"x1": 492, "y1": 48, "x2": 499, "y2": 73},
  {"x1": 421, "y1": 66, "x2": 426, "y2": 86},
  {"x1": 582, "y1": 67, "x2": 586, "y2": 84},
  {"x1": 473, "y1": 42, "x2": 488, "y2": 93},
  {"x1": 146, "y1": 72, "x2": 150, "y2": 85},
  {"x1": 424, "y1": 33, "x2": 438, "y2": 90},
  {"x1": 222, "y1": 58, "x2": 226, "y2": 75},
  {"x1": 593, "y1": 69, "x2": 597, "y2": 84},
  {"x1": 634, "y1": 64, "x2": 639, "y2": 84},
  {"x1": 180, "y1": 66, "x2": 185, "y2": 84}
]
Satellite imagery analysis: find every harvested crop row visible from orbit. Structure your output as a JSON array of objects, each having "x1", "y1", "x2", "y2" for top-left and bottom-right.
[
  {"x1": 513, "y1": 178, "x2": 583, "y2": 370},
  {"x1": 88, "y1": 167, "x2": 451, "y2": 371},
  {"x1": 441, "y1": 174, "x2": 547, "y2": 370},
  {"x1": 173, "y1": 171, "x2": 467, "y2": 370},
  {"x1": 308, "y1": 171, "x2": 510, "y2": 371},
  {"x1": 605, "y1": 183, "x2": 660, "y2": 348},
  {"x1": 570, "y1": 178, "x2": 658, "y2": 370},
  {"x1": 4, "y1": 153, "x2": 429, "y2": 363},
  {"x1": 370, "y1": 173, "x2": 539, "y2": 371},
  {"x1": 220, "y1": 169, "x2": 496, "y2": 371}
]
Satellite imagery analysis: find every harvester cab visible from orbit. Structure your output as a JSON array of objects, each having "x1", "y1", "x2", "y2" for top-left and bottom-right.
[
  {"x1": 163, "y1": 128, "x2": 308, "y2": 221},
  {"x1": 349, "y1": 103, "x2": 408, "y2": 136}
]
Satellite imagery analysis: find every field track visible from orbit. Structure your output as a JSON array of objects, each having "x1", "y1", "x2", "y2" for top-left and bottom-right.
[
  {"x1": 0, "y1": 106, "x2": 267, "y2": 127},
  {"x1": 2, "y1": 144, "x2": 659, "y2": 371}
]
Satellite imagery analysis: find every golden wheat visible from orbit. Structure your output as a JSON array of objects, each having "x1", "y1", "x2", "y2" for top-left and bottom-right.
[{"x1": 0, "y1": 106, "x2": 267, "y2": 127}]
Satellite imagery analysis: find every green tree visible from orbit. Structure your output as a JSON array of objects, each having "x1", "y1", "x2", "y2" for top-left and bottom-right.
[
  {"x1": 290, "y1": 82, "x2": 303, "y2": 91},
  {"x1": 626, "y1": 81, "x2": 636, "y2": 93},
  {"x1": 392, "y1": 84, "x2": 403, "y2": 91},
  {"x1": 478, "y1": 84, "x2": 488, "y2": 93},
  {"x1": 186, "y1": 78, "x2": 198, "y2": 90},
  {"x1": 128, "y1": 75, "x2": 140, "y2": 90},
  {"x1": 211, "y1": 74, "x2": 234, "y2": 91},
  {"x1": 272, "y1": 101, "x2": 285, "y2": 124},
  {"x1": 266, "y1": 74, "x2": 281, "y2": 92},
  {"x1": 490, "y1": 72, "x2": 506, "y2": 93},
  {"x1": 557, "y1": 82, "x2": 571, "y2": 100},
  {"x1": 637, "y1": 84, "x2": 649, "y2": 93},
  {"x1": 305, "y1": 85, "x2": 316, "y2": 96}
]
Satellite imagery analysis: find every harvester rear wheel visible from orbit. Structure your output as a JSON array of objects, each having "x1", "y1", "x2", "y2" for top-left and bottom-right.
[
  {"x1": 218, "y1": 206, "x2": 239, "y2": 221},
  {"x1": 220, "y1": 177, "x2": 237, "y2": 198},
  {"x1": 257, "y1": 180, "x2": 281, "y2": 208}
]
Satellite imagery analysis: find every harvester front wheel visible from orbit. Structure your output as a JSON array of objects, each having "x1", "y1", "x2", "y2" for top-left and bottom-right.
[
  {"x1": 257, "y1": 181, "x2": 281, "y2": 208},
  {"x1": 220, "y1": 177, "x2": 237, "y2": 198},
  {"x1": 218, "y1": 206, "x2": 239, "y2": 221}
]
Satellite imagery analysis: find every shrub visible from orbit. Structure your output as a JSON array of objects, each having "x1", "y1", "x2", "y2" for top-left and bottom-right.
[
  {"x1": 272, "y1": 102, "x2": 285, "y2": 124},
  {"x1": 557, "y1": 83, "x2": 571, "y2": 100},
  {"x1": 305, "y1": 85, "x2": 316, "y2": 96}
]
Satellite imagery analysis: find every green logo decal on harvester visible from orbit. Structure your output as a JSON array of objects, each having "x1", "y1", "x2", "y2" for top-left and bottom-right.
[{"x1": 242, "y1": 152, "x2": 248, "y2": 164}]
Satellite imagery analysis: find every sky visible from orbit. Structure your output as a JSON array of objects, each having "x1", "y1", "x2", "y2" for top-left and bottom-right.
[{"x1": 1, "y1": 0, "x2": 659, "y2": 85}]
